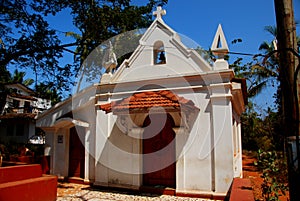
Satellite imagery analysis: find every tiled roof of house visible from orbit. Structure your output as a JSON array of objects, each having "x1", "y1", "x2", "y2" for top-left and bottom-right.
[
  {"x1": 9, "y1": 93, "x2": 37, "y2": 101},
  {"x1": 99, "y1": 90, "x2": 198, "y2": 114},
  {"x1": 0, "y1": 113, "x2": 36, "y2": 120}
]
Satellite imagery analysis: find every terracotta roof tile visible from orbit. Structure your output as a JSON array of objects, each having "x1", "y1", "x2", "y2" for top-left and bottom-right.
[
  {"x1": 0, "y1": 113, "x2": 36, "y2": 120},
  {"x1": 10, "y1": 93, "x2": 37, "y2": 101},
  {"x1": 99, "y1": 90, "x2": 198, "y2": 114}
]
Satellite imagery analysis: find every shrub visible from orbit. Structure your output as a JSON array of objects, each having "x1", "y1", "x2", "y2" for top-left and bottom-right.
[{"x1": 255, "y1": 149, "x2": 288, "y2": 201}]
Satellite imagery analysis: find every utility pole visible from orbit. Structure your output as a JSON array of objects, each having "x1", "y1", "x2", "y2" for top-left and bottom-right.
[{"x1": 273, "y1": 0, "x2": 299, "y2": 200}]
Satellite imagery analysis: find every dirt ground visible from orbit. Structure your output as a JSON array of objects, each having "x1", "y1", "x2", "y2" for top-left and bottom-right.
[
  {"x1": 242, "y1": 151, "x2": 289, "y2": 201},
  {"x1": 57, "y1": 151, "x2": 290, "y2": 200}
]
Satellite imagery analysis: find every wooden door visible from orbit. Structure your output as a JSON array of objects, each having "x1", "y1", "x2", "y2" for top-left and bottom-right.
[
  {"x1": 143, "y1": 114, "x2": 176, "y2": 188},
  {"x1": 68, "y1": 127, "x2": 85, "y2": 178}
]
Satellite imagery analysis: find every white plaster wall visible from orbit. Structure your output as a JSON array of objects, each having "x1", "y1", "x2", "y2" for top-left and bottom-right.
[
  {"x1": 95, "y1": 110, "x2": 109, "y2": 185},
  {"x1": 176, "y1": 91, "x2": 214, "y2": 192},
  {"x1": 53, "y1": 128, "x2": 69, "y2": 177},
  {"x1": 87, "y1": 119, "x2": 96, "y2": 182},
  {"x1": 235, "y1": 121, "x2": 243, "y2": 178},
  {"x1": 115, "y1": 26, "x2": 210, "y2": 82},
  {"x1": 94, "y1": 86, "x2": 238, "y2": 195},
  {"x1": 155, "y1": 88, "x2": 235, "y2": 195},
  {"x1": 211, "y1": 98, "x2": 234, "y2": 193},
  {"x1": 95, "y1": 111, "x2": 141, "y2": 188},
  {"x1": 44, "y1": 129, "x2": 54, "y2": 174},
  {"x1": 37, "y1": 85, "x2": 96, "y2": 128}
]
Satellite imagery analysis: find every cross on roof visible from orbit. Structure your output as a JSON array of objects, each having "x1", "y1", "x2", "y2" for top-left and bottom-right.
[{"x1": 153, "y1": 6, "x2": 166, "y2": 20}]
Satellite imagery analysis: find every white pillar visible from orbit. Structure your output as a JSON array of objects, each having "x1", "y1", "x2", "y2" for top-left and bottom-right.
[
  {"x1": 43, "y1": 128, "x2": 56, "y2": 175},
  {"x1": 84, "y1": 127, "x2": 90, "y2": 183},
  {"x1": 210, "y1": 94, "x2": 234, "y2": 193},
  {"x1": 94, "y1": 110, "x2": 110, "y2": 186}
]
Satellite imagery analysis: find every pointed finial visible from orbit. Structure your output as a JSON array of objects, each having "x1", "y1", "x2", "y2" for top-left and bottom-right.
[
  {"x1": 211, "y1": 24, "x2": 229, "y2": 55},
  {"x1": 153, "y1": 6, "x2": 166, "y2": 20},
  {"x1": 211, "y1": 24, "x2": 229, "y2": 70}
]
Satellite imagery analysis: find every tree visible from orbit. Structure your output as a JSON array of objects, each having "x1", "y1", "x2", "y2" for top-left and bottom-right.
[
  {"x1": 35, "y1": 82, "x2": 62, "y2": 106},
  {"x1": 9, "y1": 69, "x2": 34, "y2": 86},
  {"x1": 1, "y1": 0, "x2": 74, "y2": 95},
  {"x1": 229, "y1": 28, "x2": 283, "y2": 151},
  {"x1": 274, "y1": 1, "x2": 299, "y2": 200},
  {"x1": 1, "y1": 0, "x2": 168, "y2": 96}
]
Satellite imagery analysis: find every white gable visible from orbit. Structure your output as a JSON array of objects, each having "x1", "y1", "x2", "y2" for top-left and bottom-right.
[{"x1": 109, "y1": 7, "x2": 212, "y2": 83}]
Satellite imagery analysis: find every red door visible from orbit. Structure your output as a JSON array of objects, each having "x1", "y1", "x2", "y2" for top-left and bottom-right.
[
  {"x1": 143, "y1": 114, "x2": 176, "y2": 188},
  {"x1": 69, "y1": 127, "x2": 85, "y2": 178}
]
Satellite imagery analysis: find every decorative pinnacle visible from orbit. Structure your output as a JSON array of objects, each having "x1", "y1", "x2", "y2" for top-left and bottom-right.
[{"x1": 211, "y1": 24, "x2": 229, "y2": 57}]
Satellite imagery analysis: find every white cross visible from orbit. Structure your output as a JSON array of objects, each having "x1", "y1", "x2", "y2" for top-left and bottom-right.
[{"x1": 153, "y1": 6, "x2": 166, "y2": 20}]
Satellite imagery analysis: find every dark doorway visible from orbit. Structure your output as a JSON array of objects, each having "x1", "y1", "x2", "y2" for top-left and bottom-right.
[
  {"x1": 68, "y1": 126, "x2": 85, "y2": 178},
  {"x1": 143, "y1": 113, "x2": 176, "y2": 188}
]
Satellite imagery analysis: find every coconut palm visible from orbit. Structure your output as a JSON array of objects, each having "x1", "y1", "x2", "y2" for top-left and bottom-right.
[
  {"x1": 247, "y1": 25, "x2": 279, "y2": 98},
  {"x1": 9, "y1": 69, "x2": 34, "y2": 86}
]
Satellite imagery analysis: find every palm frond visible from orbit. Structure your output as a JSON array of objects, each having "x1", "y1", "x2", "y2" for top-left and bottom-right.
[
  {"x1": 264, "y1": 25, "x2": 277, "y2": 37},
  {"x1": 251, "y1": 64, "x2": 278, "y2": 78},
  {"x1": 248, "y1": 81, "x2": 268, "y2": 98},
  {"x1": 259, "y1": 41, "x2": 272, "y2": 51}
]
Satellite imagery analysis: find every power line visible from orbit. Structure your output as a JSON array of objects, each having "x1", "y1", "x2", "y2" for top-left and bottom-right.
[{"x1": 138, "y1": 44, "x2": 267, "y2": 58}]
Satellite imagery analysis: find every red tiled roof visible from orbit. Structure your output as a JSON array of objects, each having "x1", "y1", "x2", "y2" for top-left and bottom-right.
[
  {"x1": 99, "y1": 90, "x2": 198, "y2": 114},
  {"x1": 9, "y1": 93, "x2": 37, "y2": 101},
  {"x1": 0, "y1": 113, "x2": 36, "y2": 120}
]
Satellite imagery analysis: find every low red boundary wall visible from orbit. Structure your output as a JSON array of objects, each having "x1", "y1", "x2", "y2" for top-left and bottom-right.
[
  {"x1": 0, "y1": 164, "x2": 42, "y2": 183},
  {"x1": 0, "y1": 164, "x2": 57, "y2": 201},
  {"x1": 228, "y1": 178, "x2": 255, "y2": 201}
]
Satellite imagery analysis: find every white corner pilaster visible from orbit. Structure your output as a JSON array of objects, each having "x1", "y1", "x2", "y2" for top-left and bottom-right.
[{"x1": 210, "y1": 91, "x2": 234, "y2": 193}]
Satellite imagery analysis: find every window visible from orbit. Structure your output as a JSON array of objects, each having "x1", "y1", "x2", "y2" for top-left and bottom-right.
[
  {"x1": 24, "y1": 101, "x2": 31, "y2": 113},
  {"x1": 153, "y1": 41, "x2": 166, "y2": 65},
  {"x1": 6, "y1": 126, "x2": 14, "y2": 136},
  {"x1": 16, "y1": 124, "x2": 24, "y2": 136},
  {"x1": 13, "y1": 99, "x2": 20, "y2": 108}
]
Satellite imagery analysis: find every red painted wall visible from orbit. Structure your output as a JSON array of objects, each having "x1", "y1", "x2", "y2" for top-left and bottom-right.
[{"x1": 0, "y1": 164, "x2": 57, "y2": 201}]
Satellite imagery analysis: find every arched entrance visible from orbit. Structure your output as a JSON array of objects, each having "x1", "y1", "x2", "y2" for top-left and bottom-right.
[{"x1": 142, "y1": 113, "x2": 176, "y2": 188}]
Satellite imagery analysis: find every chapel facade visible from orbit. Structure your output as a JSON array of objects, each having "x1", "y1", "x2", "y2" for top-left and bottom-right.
[{"x1": 37, "y1": 7, "x2": 246, "y2": 198}]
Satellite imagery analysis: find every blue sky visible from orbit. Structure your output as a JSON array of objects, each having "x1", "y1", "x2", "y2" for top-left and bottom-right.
[
  {"x1": 164, "y1": 1, "x2": 276, "y2": 55},
  {"x1": 49, "y1": 0, "x2": 299, "y2": 55},
  {"x1": 150, "y1": 1, "x2": 298, "y2": 56},
  {"x1": 47, "y1": 0, "x2": 300, "y2": 63},
  {"x1": 156, "y1": 0, "x2": 299, "y2": 113},
  {"x1": 42, "y1": 1, "x2": 300, "y2": 111},
  {"x1": 47, "y1": 0, "x2": 300, "y2": 65}
]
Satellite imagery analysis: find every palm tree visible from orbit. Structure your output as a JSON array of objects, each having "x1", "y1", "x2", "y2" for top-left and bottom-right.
[
  {"x1": 9, "y1": 69, "x2": 34, "y2": 86},
  {"x1": 35, "y1": 83, "x2": 62, "y2": 106},
  {"x1": 247, "y1": 25, "x2": 279, "y2": 98}
]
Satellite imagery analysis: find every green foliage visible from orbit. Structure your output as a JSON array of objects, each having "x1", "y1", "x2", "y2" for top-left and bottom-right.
[
  {"x1": 229, "y1": 25, "x2": 285, "y2": 152},
  {"x1": 1, "y1": 0, "x2": 168, "y2": 97},
  {"x1": 241, "y1": 103, "x2": 284, "y2": 151},
  {"x1": 255, "y1": 149, "x2": 288, "y2": 201},
  {"x1": 35, "y1": 82, "x2": 62, "y2": 105}
]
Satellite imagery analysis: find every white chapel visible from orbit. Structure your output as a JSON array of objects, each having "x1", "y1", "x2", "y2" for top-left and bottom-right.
[{"x1": 37, "y1": 7, "x2": 247, "y2": 199}]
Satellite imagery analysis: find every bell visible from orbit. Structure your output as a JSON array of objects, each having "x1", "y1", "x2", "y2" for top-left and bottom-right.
[{"x1": 159, "y1": 51, "x2": 166, "y2": 62}]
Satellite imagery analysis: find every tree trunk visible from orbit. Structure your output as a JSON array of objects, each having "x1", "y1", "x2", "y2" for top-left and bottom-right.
[{"x1": 274, "y1": 0, "x2": 299, "y2": 200}]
